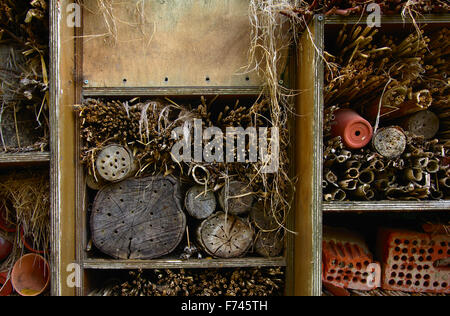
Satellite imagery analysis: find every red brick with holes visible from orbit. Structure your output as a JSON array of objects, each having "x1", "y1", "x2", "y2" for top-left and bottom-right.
[
  {"x1": 377, "y1": 228, "x2": 450, "y2": 293},
  {"x1": 322, "y1": 227, "x2": 381, "y2": 292}
]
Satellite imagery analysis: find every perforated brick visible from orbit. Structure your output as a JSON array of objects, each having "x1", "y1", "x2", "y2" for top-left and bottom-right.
[
  {"x1": 377, "y1": 228, "x2": 450, "y2": 294},
  {"x1": 322, "y1": 227, "x2": 381, "y2": 291}
]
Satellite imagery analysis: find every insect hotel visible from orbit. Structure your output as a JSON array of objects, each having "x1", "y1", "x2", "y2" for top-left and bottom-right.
[{"x1": 0, "y1": 0, "x2": 448, "y2": 297}]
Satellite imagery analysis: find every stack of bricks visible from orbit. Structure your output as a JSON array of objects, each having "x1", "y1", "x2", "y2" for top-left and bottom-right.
[
  {"x1": 322, "y1": 227, "x2": 381, "y2": 295},
  {"x1": 377, "y1": 228, "x2": 450, "y2": 294}
]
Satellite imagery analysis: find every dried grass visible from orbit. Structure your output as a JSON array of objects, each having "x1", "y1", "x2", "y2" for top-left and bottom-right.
[{"x1": 0, "y1": 171, "x2": 50, "y2": 273}]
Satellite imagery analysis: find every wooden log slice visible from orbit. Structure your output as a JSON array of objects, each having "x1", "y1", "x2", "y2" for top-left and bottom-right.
[
  {"x1": 95, "y1": 144, "x2": 134, "y2": 182},
  {"x1": 255, "y1": 231, "x2": 284, "y2": 257},
  {"x1": 197, "y1": 212, "x2": 253, "y2": 259},
  {"x1": 372, "y1": 126, "x2": 407, "y2": 159},
  {"x1": 402, "y1": 110, "x2": 440, "y2": 140},
  {"x1": 185, "y1": 186, "x2": 217, "y2": 220},
  {"x1": 250, "y1": 201, "x2": 279, "y2": 231},
  {"x1": 91, "y1": 176, "x2": 186, "y2": 260},
  {"x1": 218, "y1": 182, "x2": 254, "y2": 216}
]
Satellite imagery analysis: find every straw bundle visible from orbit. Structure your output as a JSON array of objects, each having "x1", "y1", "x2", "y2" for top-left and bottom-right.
[{"x1": 0, "y1": 171, "x2": 50, "y2": 273}]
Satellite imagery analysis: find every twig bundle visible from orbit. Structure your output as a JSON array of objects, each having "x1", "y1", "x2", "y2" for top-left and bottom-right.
[{"x1": 89, "y1": 268, "x2": 285, "y2": 296}]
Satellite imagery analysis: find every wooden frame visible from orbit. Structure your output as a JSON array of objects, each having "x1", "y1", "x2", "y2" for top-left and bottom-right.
[{"x1": 55, "y1": 0, "x2": 296, "y2": 296}]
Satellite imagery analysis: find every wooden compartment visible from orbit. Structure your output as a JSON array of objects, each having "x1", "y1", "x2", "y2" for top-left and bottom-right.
[
  {"x1": 75, "y1": 94, "x2": 294, "y2": 295},
  {"x1": 295, "y1": 14, "x2": 450, "y2": 296}
]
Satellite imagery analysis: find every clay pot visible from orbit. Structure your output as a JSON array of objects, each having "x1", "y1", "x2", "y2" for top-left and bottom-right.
[
  {"x1": 11, "y1": 254, "x2": 50, "y2": 296},
  {"x1": 0, "y1": 271, "x2": 13, "y2": 296},
  {"x1": 20, "y1": 227, "x2": 46, "y2": 255},
  {"x1": 0, "y1": 235, "x2": 12, "y2": 261},
  {"x1": 331, "y1": 109, "x2": 373, "y2": 149},
  {"x1": 0, "y1": 206, "x2": 16, "y2": 233}
]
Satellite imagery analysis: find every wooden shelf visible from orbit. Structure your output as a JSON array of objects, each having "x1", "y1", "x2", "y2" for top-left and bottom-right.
[
  {"x1": 323, "y1": 201, "x2": 450, "y2": 213},
  {"x1": 82, "y1": 257, "x2": 286, "y2": 270},
  {"x1": 0, "y1": 152, "x2": 50, "y2": 166},
  {"x1": 82, "y1": 86, "x2": 263, "y2": 97}
]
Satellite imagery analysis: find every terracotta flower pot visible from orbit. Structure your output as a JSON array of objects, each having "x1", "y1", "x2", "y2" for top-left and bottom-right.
[
  {"x1": 0, "y1": 271, "x2": 13, "y2": 296},
  {"x1": 20, "y1": 227, "x2": 46, "y2": 255},
  {"x1": 0, "y1": 235, "x2": 12, "y2": 261},
  {"x1": 11, "y1": 254, "x2": 50, "y2": 296},
  {"x1": 0, "y1": 207, "x2": 16, "y2": 233},
  {"x1": 331, "y1": 109, "x2": 373, "y2": 149}
]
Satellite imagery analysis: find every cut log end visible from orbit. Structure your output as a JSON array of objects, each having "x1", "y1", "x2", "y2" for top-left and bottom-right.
[
  {"x1": 185, "y1": 185, "x2": 217, "y2": 220},
  {"x1": 218, "y1": 181, "x2": 254, "y2": 216},
  {"x1": 255, "y1": 231, "x2": 284, "y2": 257},
  {"x1": 197, "y1": 212, "x2": 253, "y2": 259},
  {"x1": 373, "y1": 126, "x2": 407, "y2": 159},
  {"x1": 95, "y1": 144, "x2": 134, "y2": 182},
  {"x1": 91, "y1": 176, "x2": 186, "y2": 260}
]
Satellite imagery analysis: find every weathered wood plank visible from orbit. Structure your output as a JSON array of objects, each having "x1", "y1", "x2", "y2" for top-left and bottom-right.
[
  {"x1": 0, "y1": 152, "x2": 50, "y2": 165},
  {"x1": 323, "y1": 201, "x2": 450, "y2": 213},
  {"x1": 82, "y1": 0, "x2": 262, "y2": 88},
  {"x1": 82, "y1": 257, "x2": 286, "y2": 270}
]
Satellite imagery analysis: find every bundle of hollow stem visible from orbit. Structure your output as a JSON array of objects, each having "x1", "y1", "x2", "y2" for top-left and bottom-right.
[{"x1": 89, "y1": 268, "x2": 285, "y2": 296}]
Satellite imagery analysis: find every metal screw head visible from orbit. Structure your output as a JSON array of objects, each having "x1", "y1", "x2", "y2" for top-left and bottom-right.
[
  {"x1": 83, "y1": 80, "x2": 89, "y2": 85},
  {"x1": 318, "y1": 15, "x2": 324, "y2": 21}
]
